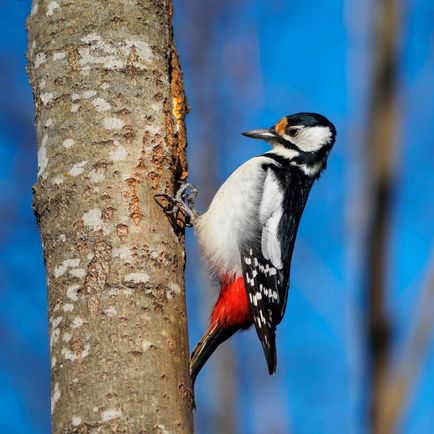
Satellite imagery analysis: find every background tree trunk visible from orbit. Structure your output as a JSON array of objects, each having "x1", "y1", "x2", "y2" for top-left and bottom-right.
[
  {"x1": 27, "y1": 1, "x2": 194, "y2": 432},
  {"x1": 365, "y1": 0, "x2": 399, "y2": 432}
]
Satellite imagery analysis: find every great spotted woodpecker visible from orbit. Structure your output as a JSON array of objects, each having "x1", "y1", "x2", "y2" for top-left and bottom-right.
[{"x1": 156, "y1": 112, "x2": 336, "y2": 387}]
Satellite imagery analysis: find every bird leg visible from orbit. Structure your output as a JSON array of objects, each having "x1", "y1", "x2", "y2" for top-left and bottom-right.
[{"x1": 154, "y1": 182, "x2": 199, "y2": 227}]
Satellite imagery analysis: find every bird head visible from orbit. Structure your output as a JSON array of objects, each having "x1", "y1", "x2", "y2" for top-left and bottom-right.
[
  {"x1": 242, "y1": 113, "x2": 336, "y2": 177},
  {"x1": 242, "y1": 112, "x2": 336, "y2": 154}
]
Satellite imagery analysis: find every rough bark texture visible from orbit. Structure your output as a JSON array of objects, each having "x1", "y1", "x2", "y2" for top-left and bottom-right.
[{"x1": 26, "y1": 1, "x2": 193, "y2": 432}]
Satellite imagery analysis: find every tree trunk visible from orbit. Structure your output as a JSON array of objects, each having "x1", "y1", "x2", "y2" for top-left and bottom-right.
[{"x1": 26, "y1": 1, "x2": 194, "y2": 432}]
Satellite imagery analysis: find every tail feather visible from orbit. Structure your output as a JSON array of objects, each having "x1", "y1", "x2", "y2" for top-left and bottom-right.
[
  {"x1": 190, "y1": 322, "x2": 238, "y2": 386},
  {"x1": 261, "y1": 330, "x2": 277, "y2": 375}
]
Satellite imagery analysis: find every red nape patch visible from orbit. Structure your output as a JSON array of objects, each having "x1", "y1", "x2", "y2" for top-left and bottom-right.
[{"x1": 210, "y1": 276, "x2": 252, "y2": 329}]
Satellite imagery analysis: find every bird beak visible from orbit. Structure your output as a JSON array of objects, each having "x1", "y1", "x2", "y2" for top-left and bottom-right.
[{"x1": 241, "y1": 128, "x2": 277, "y2": 141}]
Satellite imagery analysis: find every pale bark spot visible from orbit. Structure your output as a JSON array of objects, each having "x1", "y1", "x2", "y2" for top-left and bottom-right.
[
  {"x1": 88, "y1": 169, "x2": 104, "y2": 183},
  {"x1": 54, "y1": 258, "x2": 80, "y2": 278},
  {"x1": 124, "y1": 272, "x2": 149, "y2": 284},
  {"x1": 63, "y1": 332, "x2": 72, "y2": 343},
  {"x1": 103, "y1": 117, "x2": 124, "y2": 130},
  {"x1": 167, "y1": 282, "x2": 181, "y2": 299},
  {"x1": 124, "y1": 39, "x2": 153, "y2": 63},
  {"x1": 104, "y1": 306, "x2": 118, "y2": 317},
  {"x1": 70, "y1": 103, "x2": 80, "y2": 112},
  {"x1": 112, "y1": 246, "x2": 132, "y2": 261},
  {"x1": 82, "y1": 90, "x2": 97, "y2": 99},
  {"x1": 101, "y1": 409, "x2": 123, "y2": 422},
  {"x1": 170, "y1": 283, "x2": 181, "y2": 294},
  {"x1": 46, "y1": 1, "x2": 59, "y2": 17},
  {"x1": 50, "y1": 328, "x2": 60, "y2": 348},
  {"x1": 155, "y1": 424, "x2": 171, "y2": 434},
  {"x1": 52, "y1": 175, "x2": 64, "y2": 185},
  {"x1": 61, "y1": 347, "x2": 77, "y2": 361},
  {"x1": 78, "y1": 34, "x2": 153, "y2": 71},
  {"x1": 109, "y1": 144, "x2": 127, "y2": 162},
  {"x1": 37, "y1": 134, "x2": 48, "y2": 178},
  {"x1": 52, "y1": 316, "x2": 64, "y2": 329},
  {"x1": 51, "y1": 382, "x2": 60, "y2": 415},
  {"x1": 81, "y1": 32, "x2": 101, "y2": 44},
  {"x1": 69, "y1": 160, "x2": 88, "y2": 176},
  {"x1": 82, "y1": 208, "x2": 102, "y2": 231},
  {"x1": 67, "y1": 285, "x2": 80, "y2": 301},
  {"x1": 34, "y1": 52, "x2": 46, "y2": 68},
  {"x1": 31, "y1": 2, "x2": 38, "y2": 16},
  {"x1": 69, "y1": 268, "x2": 86, "y2": 278},
  {"x1": 79, "y1": 45, "x2": 123, "y2": 70},
  {"x1": 53, "y1": 51, "x2": 66, "y2": 60},
  {"x1": 51, "y1": 356, "x2": 56, "y2": 368},
  {"x1": 71, "y1": 93, "x2": 81, "y2": 101},
  {"x1": 50, "y1": 316, "x2": 63, "y2": 348},
  {"x1": 63, "y1": 138, "x2": 75, "y2": 149},
  {"x1": 92, "y1": 97, "x2": 111, "y2": 112},
  {"x1": 71, "y1": 317, "x2": 84, "y2": 328},
  {"x1": 108, "y1": 287, "x2": 119, "y2": 296},
  {"x1": 81, "y1": 344, "x2": 91, "y2": 358},
  {"x1": 40, "y1": 78, "x2": 46, "y2": 89},
  {"x1": 142, "y1": 340, "x2": 152, "y2": 352},
  {"x1": 145, "y1": 124, "x2": 161, "y2": 135},
  {"x1": 41, "y1": 92, "x2": 54, "y2": 105},
  {"x1": 71, "y1": 416, "x2": 82, "y2": 427},
  {"x1": 63, "y1": 303, "x2": 74, "y2": 312},
  {"x1": 45, "y1": 118, "x2": 53, "y2": 127}
]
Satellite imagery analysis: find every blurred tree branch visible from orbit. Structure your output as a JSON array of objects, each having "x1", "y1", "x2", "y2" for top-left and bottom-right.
[
  {"x1": 365, "y1": 0, "x2": 399, "y2": 432},
  {"x1": 377, "y1": 259, "x2": 434, "y2": 433}
]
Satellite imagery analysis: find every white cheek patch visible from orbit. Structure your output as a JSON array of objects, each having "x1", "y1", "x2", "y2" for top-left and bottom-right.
[{"x1": 286, "y1": 126, "x2": 332, "y2": 152}]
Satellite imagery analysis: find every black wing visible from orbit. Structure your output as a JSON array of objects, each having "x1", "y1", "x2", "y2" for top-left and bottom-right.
[{"x1": 240, "y1": 167, "x2": 311, "y2": 374}]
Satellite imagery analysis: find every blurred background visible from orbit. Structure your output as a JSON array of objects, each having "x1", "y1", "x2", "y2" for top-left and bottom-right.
[{"x1": 1, "y1": 0, "x2": 433, "y2": 433}]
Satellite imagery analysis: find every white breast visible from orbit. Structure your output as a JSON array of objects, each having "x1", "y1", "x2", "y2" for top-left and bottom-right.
[{"x1": 195, "y1": 156, "x2": 270, "y2": 279}]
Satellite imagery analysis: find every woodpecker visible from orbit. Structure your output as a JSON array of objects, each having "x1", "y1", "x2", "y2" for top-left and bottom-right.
[{"x1": 156, "y1": 112, "x2": 336, "y2": 387}]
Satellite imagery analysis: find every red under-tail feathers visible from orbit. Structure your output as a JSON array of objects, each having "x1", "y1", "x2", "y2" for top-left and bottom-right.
[{"x1": 190, "y1": 277, "x2": 252, "y2": 385}]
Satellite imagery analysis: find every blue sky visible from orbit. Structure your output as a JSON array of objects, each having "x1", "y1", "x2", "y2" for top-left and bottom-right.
[{"x1": 1, "y1": 0, "x2": 433, "y2": 433}]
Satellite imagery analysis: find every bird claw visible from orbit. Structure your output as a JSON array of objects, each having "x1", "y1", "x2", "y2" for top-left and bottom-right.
[{"x1": 154, "y1": 182, "x2": 198, "y2": 227}]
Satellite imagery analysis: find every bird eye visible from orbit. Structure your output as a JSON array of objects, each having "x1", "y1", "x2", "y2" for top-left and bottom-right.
[{"x1": 287, "y1": 128, "x2": 300, "y2": 138}]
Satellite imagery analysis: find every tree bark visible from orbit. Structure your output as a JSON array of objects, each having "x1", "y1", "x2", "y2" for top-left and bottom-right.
[{"x1": 27, "y1": 1, "x2": 193, "y2": 432}]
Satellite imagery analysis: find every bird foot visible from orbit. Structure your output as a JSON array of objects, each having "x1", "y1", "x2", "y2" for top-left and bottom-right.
[{"x1": 154, "y1": 182, "x2": 198, "y2": 227}]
